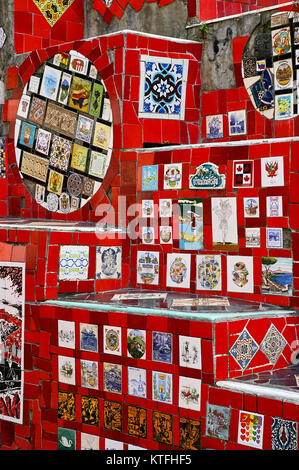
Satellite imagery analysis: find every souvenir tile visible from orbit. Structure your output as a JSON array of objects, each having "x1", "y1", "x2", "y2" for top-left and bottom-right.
[
  {"x1": 28, "y1": 97, "x2": 47, "y2": 125},
  {"x1": 81, "y1": 433, "x2": 99, "y2": 450},
  {"x1": 127, "y1": 329, "x2": 146, "y2": 359},
  {"x1": 267, "y1": 196, "x2": 283, "y2": 217},
  {"x1": 261, "y1": 156, "x2": 284, "y2": 187},
  {"x1": 81, "y1": 359, "x2": 98, "y2": 390},
  {"x1": 271, "y1": 11, "x2": 289, "y2": 28},
  {"x1": 142, "y1": 199, "x2": 154, "y2": 218},
  {"x1": 127, "y1": 405, "x2": 147, "y2": 438},
  {"x1": 245, "y1": 228, "x2": 260, "y2": 248},
  {"x1": 272, "y1": 27, "x2": 291, "y2": 56},
  {"x1": 160, "y1": 225, "x2": 172, "y2": 244},
  {"x1": 152, "y1": 411, "x2": 173, "y2": 445},
  {"x1": 159, "y1": 199, "x2": 172, "y2": 217},
  {"x1": 228, "y1": 110, "x2": 246, "y2": 136},
  {"x1": 152, "y1": 332, "x2": 172, "y2": 364},
  {"x1": 69, "y1": 76, "x2": 92, "y2": 113},
  {"x1": 50, "y1": 135, "x2": 72, "y2": 172},
  {"x1": 58, "y1": 356, "x2": 76, "y2": 385},
  {"x1": 113, "y1": 292, "x2": 166, "y2": 301},
  {"x1": 196, "y1": 254, "x2": 222, "y2": 291},
  {"x1": 58, "y1": 320, "x2": 75, "y2": 349},
  {"x1": 103, "y1": 363, "x2": 122, "y2": 394},
  {"x1": 102, "y1": 98, "x2": 112, "y2": 121},
  {"x1": 89, "y1": 64, "x2": 98, "y2": 80},
  {"x1": 244, "y1": 197, "x2": 259, "y2": 218},
  {"x1": 142, "y1": 226, "x2": 155, "y2": 244},
  {"x1": 80, "y1": 323, "x2": 98, "y2": 352},
  {"x1": 189, "y1": 163, "x2": 226, "y2": 190},
  {"x1": 34, "y1": 184, "x2": 45, "y2": 203},
  {"x1": 271, "y1": 418, "x2": 298, "y2": 450},
  {"x1": 20, "y1": 152, "x2": 49, "y2": 183},
  {"x1": 66, "y1": 172, "x2": 83, "y2": 197},
  {"x1": 137, "y1": 250, "x2": 159, "y2": 285},
  {"x1": 211, "y1": 198, "x2": 238, "y2": 250},
  {"x1": 206, "y1": 404, "x2": 230, "y2": 441},
  {"x1": 227, "y1": 256, "x2": 254, "y2": 294},
  {"x1": 237, "y1": 411, "x2": 264, "y2": 449},
  {"x1": 70, "y1": 196, "x2": 80, "y2": 211},
  {"x1": 32, "y1": 0, "x2": 76, "y2": 27},
  {"x1": 178, "y1": 198, "x2": 203, "y2": 250},
  {"x1": 93, "y1": 122, "x2": 111, "y2": 150},
  {"x1": 69, "y1": 51, "x2": 89, "y2": 75},
  {"x1": 128, "y1": 367, "x2": 147, "y2": 398},
  {"x1": 82, "y1": 177, "x2": 95, "y2": 197},
  {"x1": 18, "y1": 122, "x2": 36, "y2": 149},
  {"x1": 44, "y1": 102, "x2": 77, "y2": 138},
  {"x1": 0, "y1": 138, "x2": 6, "y2": 178},
  {"x1": 266, "y1": 227, "x2": 283, "y2": 249},
  {"x1": 59, "y1": 193, "x2": 71, "y2": 213},
  {"x1": 262, "y1": 257, "x2": 292, "y2": 295},
  {"x1": 88, "y1": 150, "x2": 108, "y2": 179},
  {"x1": 105, "y1": 439, "x2": 124, "y2": 450},
  {"x1": 139, "y1": 56, "x2": 188, "y2": 120},
  {"x1": 58, "y1": 72, "x2": 72, "y2": 106},
  {"x1": 81, "y1": 396, "x2": 99, "y2": 426},
  {"x1": 89, "y1": 82, "x2": 104, "y2": 118},
  {"x1": 275, "y1": 93, "x2": 293, "y2": 120},
  {"x1": 242, "y1": 58, "x2": 257, "y2": 78},
  {"x1": 260, "y1": 324, "x2": 287, "y2": 365},
  {"x1": 53, "y1": 52, "x2": 70, "y2": 69},
  {"x1": 179, "y1": 417, "x2": 201, "y2": 450},
  {"x1": 70, "y1": 143, "x2": 88, "y2": 172},
  {"x1": 0, "y1": 27, "x2": 6, "y2": 49},
  {"x1": 179, "y1": 335, "x2": 201, "y2": 369},
  {"x1": 233, "y1": 160, "x2": 254, "y2": 188},
  {"x1": 230, "y1": 328, "x2": 259, "y2": 370},
  {"x1": 166, "y1": 253, "x2": 191, "y2": 289},
  {"x1": 142, "y1": 165, "x2": 158, "y2": 191},
  {"x1": 249, "y1": 70, "x2": 274, "y2": 113},
  {"x1": 40, "y1": 65, "x2": 62, "y2": 101},
  {"x1": 174, "y1": 297, "x2": 229, "y2": 307},
  {"x1": 35, "y1": 128, "x2": 51, "y2": 155},
  {"x1": 152, "y1": 371, "x2": 172, "y2": 404},
  {"x1": 103, "y1": 400, "x2": 122, "y2": 432},
  {"x1": 46, "y1": 192, "x2": 59, "y2": 212},
  {"x1": 178, "y1": 376, "x2": 201, "y2": 411},
  {"x1": 17, "y1": 94, "x2": 31, "y2": 119},
  {"x1": 58, "y1": 428, "x2": 76, "y2": 451},
  {"x1": 164, "y1": 163, "x2": 182, "y2": 189},
  {"x1": 96, "y1": 246, "x2": 121, "y2": 280},
  {"x1": 58, "y1": 391, "x2": 76, "y2": 421},
  {"x1": 76, "y1": 115, "x2": 94, "y2": 144},
  {"x1": 274, "y1": 59, "x2": 293, "y2": 91},
  {"x1": 28, "y1": 75, "x2": 40, "y2": 94},
  {"x1": 59, "y1": 245, "x2": 89, "y2": 281},
  {"x1": 47, "y1": 169, "x2": 64, "y2": 195},
  {"x1": 206, "y1": 114, "x2": 223, "y2": 139},
  {"x1": 103, "y1": 325, "x2": 122, "y2": 355},
  {"x1": 256, "y1": 59, "x2": 266, "y2": 72}
]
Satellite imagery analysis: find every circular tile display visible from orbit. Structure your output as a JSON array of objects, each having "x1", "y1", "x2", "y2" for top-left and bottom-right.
[{"x1": 14, "y1": 50, "x2": 113, "y2": 214}]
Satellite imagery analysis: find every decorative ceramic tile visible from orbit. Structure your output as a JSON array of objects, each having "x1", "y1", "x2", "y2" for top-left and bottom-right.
[
  {"x1": 272, "y1": 27, "x2": 291, "y2": 56},
  {"x1": 59, "y1": 245, "x2": 89, "y2": 281},
  {"x1": 196, "y1": 254, "x2": 222, "y2": 291},
  {"x1": 81, "y1": 396, "x2": 99, "y2": 426},
  {"x1": 164, "y1": 163, "x2": 182, "y2": 189},
  {"x1": 17, "y1": 94, "x2": 31, "y2": 119},
  {"x1": 40, "y1": 65, "x2": 62, "y2": 101},
  {"x1": 81, "y1": 433, "x2": 99, "y2": 450},
  {"x1": 35, "y1": 183, "x2": 45, "y2": 204},
  {"x1": 89, "y1": 82, "x2": 104, "y2": 118},
  {"x1": 128, "y1": 444, "x2": 145, "y2": 450},
  {"x1": 76, "y1": 115, "x2": 93, "y2": 144},
  {"x1": 0, "y1": 138, "x2": 6, "y2": 179},
  {"x1": 179, "y1": 417, "x2": 201, "y2": 450},
  {"x1": 237, "y1": 411, "x2": 264, "y2": 449},
  {"x1": 179, "y1": 335, "x2": 201, "y2": 369},
  {"x1": 244, "y1": 197, "x2": 259, "y2": 218},
  {"x1": 159, "y1": 225, "x2": 172, "y2": 244},
  {"x1": 128, "y1": 367, "x2": 147, "y2": 398},
  {"x1": 271, "y1": 11, "x2": 289, "y2": 28},
  {"x1": 59, "y1": 192, "x2": 71, "y2": 213},
  {"x1": 47, "y1": 169, "x2": 64, "y2": 195},
  {"x1": 20, "y1": 151, "x2": 49, "y2": 182},
  {"x1": 261, "y1": 156, "x2": 285, "y2": 187},
  {"x1": 274, "y1": 59, "x2": 293, "y2": 91},
  {"x1": 68, "y1": 76, "x2": 91, "y2": 113},
  {"x1": 275, "y1": 93, "x2": 293, "y2": 120},
  {"x1": 267, "y1": 196, "x2": 283, "y2": 217},
  {"x1": 233, "y1": 160, "x2": 254, "y2": 188},
  {"x1": 271, "y1": 418, "x2": 297, "y2": 450},
  {"x1": 53, "y1": 52, "x2": 70, "y2": 69},
  {"x1": 159, "y1": 198, "x2": 172, "y2": 217},
  {"x1": 35, "y1": 128, "x2": 51, "y2": 155},
  {"x1": 256, "y1": 60, "x2": 266, "y2": 72},
  {"x1": 206, "y1": 114, "x2": 223, "y2": 139},
  {"x1": 58, "y1": 72, "x2": 72, "y2": 105},
  {"x1": 153, "y1": 411, "x2": 173, "y2": 444},
  {"x1": 266, "y1": 227, "x2": 283, "y2": 249},
  {"x1": 105, "y1": 439, "x2": 124, "y2": 450},
  {"x1": 19, "y1": 122, "x2": 36, "y2": 148},
  {"x1": 152, "y1": 332, "x2": 172, "y2": 363},
  {"x1": 103, "y1": 400, "x2": 122, "y2": 431},
  {"x1": 93, "y1": 122, "x2": 111, "y2": 150},
  {"x1": 142, "y1": 165, "x2": 158, "y2": 191},
  {"x1": 248, "y1": 70, "x2": 274, "y2": 114},
  {"x1": 66, "y1": 172, "x2": 83, "y2": 197},
  {"x1": 142, "y1": 226, "x2": 155, "y2": 244},
  {"x1": 242, "y1": 58, "x2": 257, "y2": 78},
  {"x1": 49, "y1": 135, "x2": 72, "y2": 171},
  {"x1": 80, "y1": 359, "x2": 98, "y2": 390},
  {"x1": 28, "y1": 75, "x2": 40, "y2": 94},
  {"x1": 44, "y1": 102, "x2": 77, "y2": 138},
  {"x1": 103, "y1": 363, "x2": 122, "y2": 394},
  {"x1": 260, "y1": 324, "x2": 287, "y2": 365},
  {"x1": 69, "y1": 51, "x2": 89, "y2": 75},
  {"x1": 206, "y1": 403, "x2": 230, "y2": 441},
  {"x1": 32, "y1": 0, "x2": 76, "y2": 27},
  {"x1": 262, "y1": 257, "x2": 292, "y2": 295},
  {"x1": 58, "y1": 356, "x2": 76, "y2": 385},
  {"x1": 58, "y1": 428, "x2": 76, "y2": 451},
  {"x1": 245, "y1": 228, "x2": 260, "y2": 248},
  {"x1": 142, "y1": 199, "x2": 154, "y2": 218},
  {"x1": 228, "y1": 110, "x2": 246, "y2": 136},
  {"x1": 28, "y1": 96, "x2": 47, "y2": 125},
  {"x1": 103, "y1": 325, "x2": 122, "y2": 355},
  {"x1": 58, "y1": 391, "x2": 76, "y2": 421},
  {"x1": 0, "y1": 27, "x2": 6, "y2": 48},
  {"x1": 58, "y1": 320, "x2": 75, "y2": 349},
  {"x1": 230, "y1": 328, "x2": 259, "y2": 370},
  {"x1": 227, "y1": 256, "x2": 254, "y2": 294},
  {"x1": 127, "y1": 405, "x2": 147, "y2": 438},
  {"x1": 189, "y1": 163, "x2": 226, "y2": 190},
  {"x1": 152, "y1": 370, "x2": 172, "y2": 404},
  {"x1": 127, "y1": 329, "x2": 146, "y2": 359},
  {"x1": 88, "y1": 150, "x2": 108, "y2": 179},
  {"x1": 96, "y1": 246, "x2": 122, "y2": 279},
  {"x1": 211, "y1": 198, "x2": 238, "y2": 251},
  {"x1": 70, "y1": 143, "x2": 88, "y2": 172},
  {"x1": 136, "y1": 250, "x2": 159, "y2": 285},
  {"x1": 178, "y1": 376, "x2": 201, "y2": 411},
  {"x1": 102, "y1": 98, "x2": 112, "y2": 121},
  {"x1": 178, "y1": 198, "x2": 204, "y2": 250},
  {"x1": 46, "y1": 192, "x2": 59, "y2": 211},
  {"x1": 166, "y1": 253, "x2": 191, "y2": 289},
  {"x1": 80, "y1": 323, "x2": 98, "y2": 352}
]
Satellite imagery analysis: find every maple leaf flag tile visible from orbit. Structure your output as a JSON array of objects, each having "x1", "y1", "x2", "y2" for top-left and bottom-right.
[{"x1": 233, "y1": 160, "x2": 254, "y2": 188}]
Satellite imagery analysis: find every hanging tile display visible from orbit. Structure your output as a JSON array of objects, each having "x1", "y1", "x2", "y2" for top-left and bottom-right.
[
  {"x1": 58, "y1": 72, "x2": 72, "y2": 105},
  {"x1": 237, "y1": 411, "x2": 264, "y2": 449},
  {"x1": 136, "y1": 251, "x2": 159, "y2": 285},
  {"x1": 196, "y1": 254, "x2": 222, "y2": 291},
  {"x1": 232, "y1": 160, "x2": 254, "y2": 188},
  {"x1": 164, "y1": 163, "x2": 182, "y2": 189},
  {"x1": 142, "y1": 165, "x2": 158, "y2": 191},
  {"x1": 179, "y1": 335, "x2": 201, "y2": 369},
  {"x1": 128, "y1": 367, "x2": 147, "y2": 398},
  {"x1": 261, "y1": 257, "x2": 292, "y2": 295},
  {"x1": 152, "y1": 371, "x2": 172, "y2": 404},
  {"x1": 58, "y1": 320, "x2": 75, "y2": 349},
  {"x1": 206, "y1": 114, "x2": 223, "y2": 139},
  {"x1": 211, "y1": 198, "x2": 238, "y2": 251},
  {"x1": 266, "y1": 227, "x2": 283, "y2": 249},
  {"x1": 189, "y1": 163, "x2": 226, "y2": 190},
  {"x1": 96, "y1": 246, "x2": 121, "y2": 279},
  {"x1": 178, "y1": 198, "x2": 204, "y2": 250},
  {"x1": 18, "y1": 122, "x2": 36, "y2": 149},
  {"x1": 103, "y1": 325, "x2": 122, "y2": 355},
  {"x1": 58, "y1": 356, "x2": 76, "y2": 385},
  {"x1": 178, "y1": 376, "x2": 201, "y2": 411},
  {"x1": 152, "y1": 332, "x2": 172, "y2": 363},
  {"x1": 127, "y1": 329, "x2": 146, "y2": 359},
  {"x1": 261, "y1": 156, "x2": 284, "y2": 187},
  {"x1": 80, "y1": 323, "x2": 98, "y2": 352},
  {"x1": 245, "y1": 228, "x2": 261, "y2": 248},
  {"x1": 40, "y1": 65, "x2": 62, "y2": 101},
  {"x1": 49, "y1": 136, "x2": 72, "y2": 171},
  {"x1": 244, "y1": 197, "x2": 259, "y2": 218},
  {"x1": 166, "y1": 253, "x2": 191, "y2": 289},
  {"x1": 20, "y1": 152, "x2": 49, "y2": 183},
  {"x1": 35, "y1": 128, "x2": 51, "y2": 155},
  {"x1": 227, "y1": 255, "x2": 254, "y2": 294},
  {"x1": 267, "y1": 196, "x2": 283, "y2": 217},
  {"x1": 103, "y1": 363, "x2": 122, "y2": 393},
  {"x1": 81, "y1": 359, "x2": 98, "y2": 390}
]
